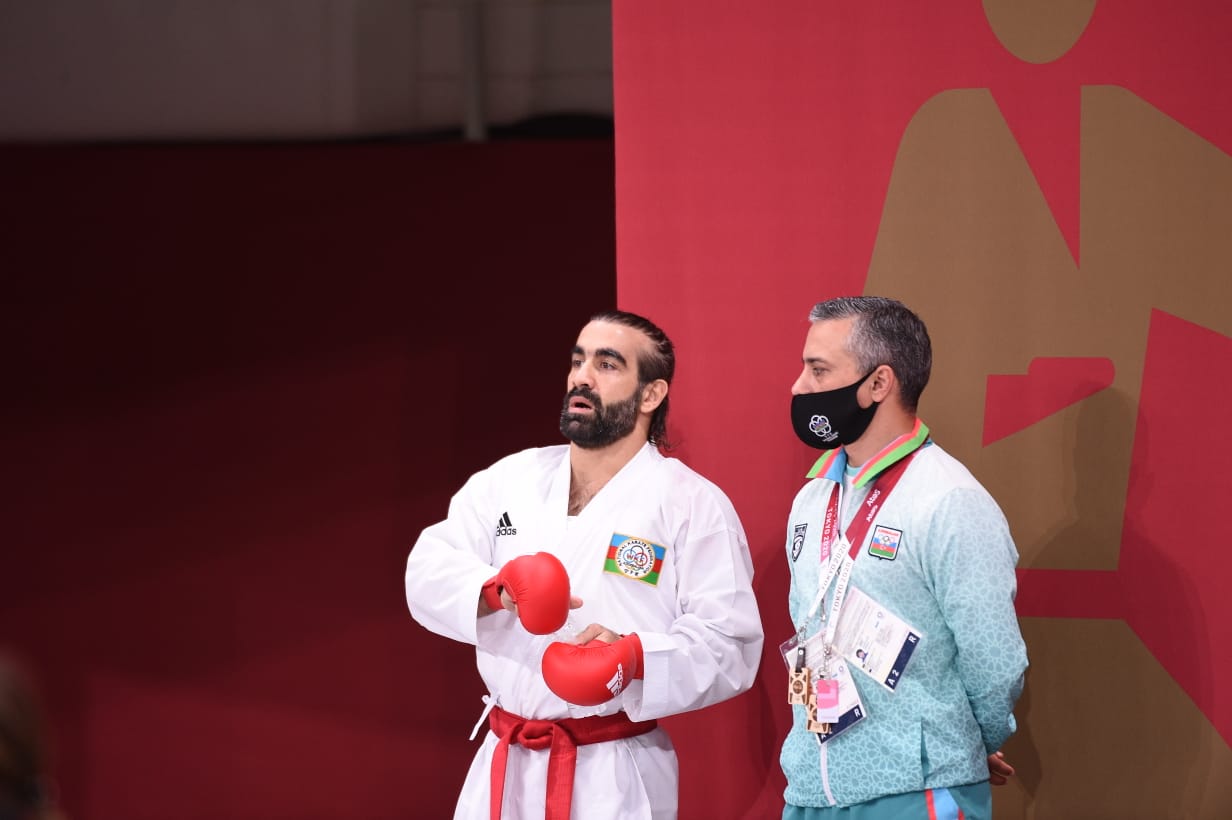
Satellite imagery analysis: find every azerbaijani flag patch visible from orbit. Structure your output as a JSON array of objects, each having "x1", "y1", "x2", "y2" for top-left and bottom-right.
[
  {"x1": 868, "y1": 525, "x2": 903, "y2": 561},
  {"x1": 604, "y1": 533, "x2": 667, "y2": 585}
]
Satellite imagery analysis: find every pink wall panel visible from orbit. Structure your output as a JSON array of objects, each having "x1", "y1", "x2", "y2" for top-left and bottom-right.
[{"x1": 615, "y1": 1, "x2": 1232, "y2": 817}]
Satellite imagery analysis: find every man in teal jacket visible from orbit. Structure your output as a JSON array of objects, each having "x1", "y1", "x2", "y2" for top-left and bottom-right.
[{"x1": 781, "y1": 296, "x2": 1027, "y2": 819}]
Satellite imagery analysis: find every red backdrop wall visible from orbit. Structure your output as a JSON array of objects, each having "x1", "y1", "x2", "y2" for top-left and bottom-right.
[
  {"x1": 614, "y1": 1, "x2": 1232, "y2": 818},
  {"x1": 0, "y1": 141, "x2": 616, "y2": 819}
]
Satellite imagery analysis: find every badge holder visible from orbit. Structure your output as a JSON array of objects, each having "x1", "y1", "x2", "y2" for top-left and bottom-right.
[
  {"x1": 811, "y1": 658, "x2": 864, "y2": 743},
  {"x1": 782, "y1": 631, "x2": 866, "y2": 743},
  {"x1": 783, "y1": 633, "x2": 811, "y2": 707},
  {"x1": 540, "y1": 616, "x2": 607, "y2": 718}
]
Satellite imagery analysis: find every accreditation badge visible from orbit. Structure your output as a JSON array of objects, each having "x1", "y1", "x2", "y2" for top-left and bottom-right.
[
  {"x1": 812, "y1": 677, "x2": 841, "y2": 724},
  {"x1": 832, "y1": 585, "x2": 924, "y2": 692},
  {"x1": 809, "y1": 660, "x2": 865, "y2": 743}
]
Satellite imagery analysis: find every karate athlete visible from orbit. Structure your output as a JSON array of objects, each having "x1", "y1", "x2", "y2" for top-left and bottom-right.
[
  {"x1": 406, "y1": 309, "x2": 763, "y2": 820},
  {"x1": 780, "y1": 297, "x2": 1028, "y2": 820}
]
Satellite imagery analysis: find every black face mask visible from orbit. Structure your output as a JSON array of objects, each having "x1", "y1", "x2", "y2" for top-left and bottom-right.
[{"x1": 790, "y1": 369, "x2": 880, "y2": 450}]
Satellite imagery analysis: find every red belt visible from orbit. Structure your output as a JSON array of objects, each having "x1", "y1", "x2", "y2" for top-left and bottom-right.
[{"x1": 487, "y1": 705, "x2": 658, "y2": 820}]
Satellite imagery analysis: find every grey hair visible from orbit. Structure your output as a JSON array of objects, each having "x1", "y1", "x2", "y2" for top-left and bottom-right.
[{"x1": 808, "y1": 296, "x2": 932, "y2": 412}]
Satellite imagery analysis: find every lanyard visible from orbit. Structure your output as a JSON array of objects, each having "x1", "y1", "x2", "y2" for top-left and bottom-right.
[{"x1": 801, "y1": 450, "x2": 918, "y2": 655}]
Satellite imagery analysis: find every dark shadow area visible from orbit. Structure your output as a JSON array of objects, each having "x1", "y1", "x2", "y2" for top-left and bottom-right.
[{"x1": 0, "y1": 138, "x2": 616, "y2": 819}]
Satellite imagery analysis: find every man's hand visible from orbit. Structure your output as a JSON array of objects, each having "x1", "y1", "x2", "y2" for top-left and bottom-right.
[
  {"x1": 480, "y1": 590, "x2": 583, "y2": 617},
  {"x1": 542, "y1": 629, "x2": 644, "y2": 705},
  {"x1": 988, "y1": 750, "x2": 1014, "y2": 786},
  {"x1": 476, "y1": 552, "x2": 576, "y2": 634},
  {"x1": 572, "y1": 622, "x2": 622, "y2": 644}
]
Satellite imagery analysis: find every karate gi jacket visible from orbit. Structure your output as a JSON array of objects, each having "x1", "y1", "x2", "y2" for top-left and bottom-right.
[{"x1": 407, "y1": 442, "x2": 763, "y2": 819}]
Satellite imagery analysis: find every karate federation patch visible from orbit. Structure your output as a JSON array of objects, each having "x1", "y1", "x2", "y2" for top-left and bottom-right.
[
  {"x1": 604, "y1": 533, "x2": 666, "y2": 585},
  {"x1": 868, "y1": 525, "x2": 903, "y2": 561},
  {"x1": 791, "y1": 523, "x2": 808, "y2": 562}
]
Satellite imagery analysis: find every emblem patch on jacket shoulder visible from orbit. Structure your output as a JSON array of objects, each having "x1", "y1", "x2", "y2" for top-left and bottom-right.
[
  {"x1": 604, "y1": 533, "x2": 666, "y2": 585},
  {"x1": 791, "y1": 523, "x2": 807, "y2": 562},
  {"x1": 868, "y1": 525, "x2": 903, "y2": 561}
]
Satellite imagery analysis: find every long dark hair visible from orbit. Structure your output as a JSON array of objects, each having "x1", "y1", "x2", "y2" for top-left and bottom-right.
[{"x1": 589, "y1": 310, "x2": 675, "y2": 449}]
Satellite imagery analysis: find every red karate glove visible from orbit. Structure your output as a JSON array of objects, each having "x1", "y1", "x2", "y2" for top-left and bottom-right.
[
  {"x1": 480, "y1": 552, "x2": 571, "y2": 635},
  {"x1": 541, "y1": 634, "x2": 644, "y2": 706}
]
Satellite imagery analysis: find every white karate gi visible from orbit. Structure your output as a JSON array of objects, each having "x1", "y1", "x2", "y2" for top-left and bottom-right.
[{"x1": 406, "y1": 442, "x2": 763, "y2": 820}]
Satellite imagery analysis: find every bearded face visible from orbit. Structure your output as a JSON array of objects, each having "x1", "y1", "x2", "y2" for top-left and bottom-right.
[{"x1": 559, "y1": 384, "x2": 643, "y2": 449}]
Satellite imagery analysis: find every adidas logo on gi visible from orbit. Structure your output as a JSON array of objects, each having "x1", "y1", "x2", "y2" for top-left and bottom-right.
[
  {"x1": 495, "y1": 512, "x2": 517, "y2": 537},
  {"x1": 605, "y1": 664, "x2": 626, "y2": 697}
]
